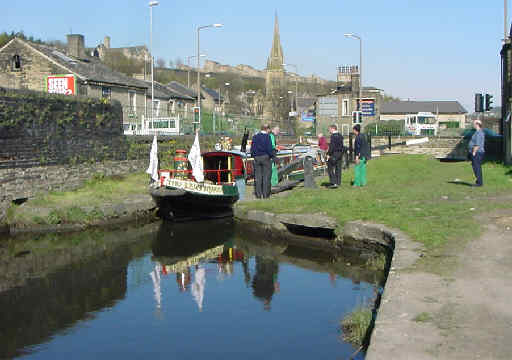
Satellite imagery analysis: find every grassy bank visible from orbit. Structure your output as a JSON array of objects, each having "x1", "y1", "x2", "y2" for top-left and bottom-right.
[
  {"x1": 240, "y1": 155, "x2": 512, "y2": 263},
  {"x1": 7, "y1": 173, "x2": 149, "y2": 226}
]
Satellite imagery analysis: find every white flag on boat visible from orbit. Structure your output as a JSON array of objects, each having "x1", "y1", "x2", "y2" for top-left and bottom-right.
[
  {"x1": 188, "y1": 132, "x2": 204, "y2": 182},
  {"x1": 146, "y1": 134, "x2": 159, "y2": 182}
]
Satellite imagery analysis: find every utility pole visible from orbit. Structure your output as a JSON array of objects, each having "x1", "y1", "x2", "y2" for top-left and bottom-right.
[
  {"x1": 506, "y1": 0, "x2": 509, "y2": 40},
  {"x1": 149, "y1": 1, "x2": 159, "y2": 129}
]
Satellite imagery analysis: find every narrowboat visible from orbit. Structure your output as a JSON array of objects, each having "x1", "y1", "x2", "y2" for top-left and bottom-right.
[{"x1": 151, "y1": 150, "x2": 247, "y2": 218}]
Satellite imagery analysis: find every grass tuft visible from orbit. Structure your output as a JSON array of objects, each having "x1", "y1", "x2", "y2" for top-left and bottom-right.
[
  {"x1": 413, "y1": 312, "x2": 433, "y2": 323},
  {"x1": 366, "y1": 253, "x2": 388, "y2": 271},
  {"x1": 341, "y1": 305, "x2": 373, "y2": 346}
]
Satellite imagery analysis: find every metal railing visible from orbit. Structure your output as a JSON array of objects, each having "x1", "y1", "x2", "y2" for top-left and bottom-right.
[{"x1": 121, "y1": 107, "x2": 262, "y2": 137}]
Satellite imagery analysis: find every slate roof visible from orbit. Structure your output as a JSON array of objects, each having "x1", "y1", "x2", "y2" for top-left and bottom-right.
[
  {"x1": 143, "y1": 81, "x2": 194, "y2": 100},
  {"x1": 14, "y1": 39, "x2": 149, "y2": 90},
  {"x1": 201, "y1": 85, "x2": 223, "y2": 102},
  {"x1": 166, "y1": 81, "x2": 201, "y2": 99},
  {"x1": 381, "y1": 101, "x2": 467, "y2": 114}
]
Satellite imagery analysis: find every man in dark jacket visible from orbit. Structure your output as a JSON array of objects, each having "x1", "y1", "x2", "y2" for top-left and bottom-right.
[
  {"x1": 352, "y1": 124, "x2": 370, "y2": 187},
  {"x1": 327, "y1": 124, "x2": 344, "y2": 188},
  {"x1": 251, "y1": 124, "x2": 274, "y2": 198}
]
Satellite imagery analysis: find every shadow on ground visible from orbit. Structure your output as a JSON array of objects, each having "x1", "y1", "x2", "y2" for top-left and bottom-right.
[{"x1": 447, "y1": 181, "x2": 474, "y2": 187}]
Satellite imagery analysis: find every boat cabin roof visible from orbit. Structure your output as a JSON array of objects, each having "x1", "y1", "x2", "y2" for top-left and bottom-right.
[{"x1": 202, "y1": 150, "x2": 248, "y2": 159}]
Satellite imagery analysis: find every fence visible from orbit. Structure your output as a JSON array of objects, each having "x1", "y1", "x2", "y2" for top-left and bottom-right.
[{"x1": 364, "y1": 120, "x2": 470, "y2": 138}]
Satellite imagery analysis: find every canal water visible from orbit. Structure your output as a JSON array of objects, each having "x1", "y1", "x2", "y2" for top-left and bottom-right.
[{"x1": 0, "y1": 219, "x2": 384, "y2": 359}]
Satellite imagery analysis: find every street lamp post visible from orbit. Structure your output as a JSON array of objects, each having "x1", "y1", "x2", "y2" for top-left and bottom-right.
[
  {"x1": 287, "y1": 90, "x2": 294, "y2": 114},
  {"x1": 216, "y1": 82, "x2": 230, "y2": 133},
  {"x1": 196, "y1": 23, "x2": 223, "y2": 132},
  {"x1": 344, "y1": 33, "x2": 362, "y2": 122},
  {"x1": 187, "y1": 54, "x2": 206, "y2": 88},
  {"x1": 149, "y1": 1, "x2": 159, "y2": 129}
]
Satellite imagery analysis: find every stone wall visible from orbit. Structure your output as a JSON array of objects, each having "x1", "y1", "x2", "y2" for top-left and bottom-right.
[
  {"x1": 0, "y1": 88, "x2": 126, "y2": 167},
  {"x1": 367, "y1": 136, "x2": 468, "y2": 159}
]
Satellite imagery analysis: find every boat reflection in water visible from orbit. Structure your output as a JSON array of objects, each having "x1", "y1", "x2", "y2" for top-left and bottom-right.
[
  {"x1": 151, "y1": 219, "x2": 284, "y2": 311},
  {"x1": 150, "y1": 219, "x2": 384, "y2": 314},
  {"x1": 151, "y1": 219, "x2": 236, "y2": 311}
]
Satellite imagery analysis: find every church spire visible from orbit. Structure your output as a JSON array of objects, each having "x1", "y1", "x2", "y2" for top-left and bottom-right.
[{"x1": 267, "y1": 12, "x2": 284, "y2": 70}]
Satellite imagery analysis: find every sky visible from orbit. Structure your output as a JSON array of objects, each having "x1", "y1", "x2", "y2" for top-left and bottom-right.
[{"x1": 2, "y1": 0, "x2": 507, "y2": 111}]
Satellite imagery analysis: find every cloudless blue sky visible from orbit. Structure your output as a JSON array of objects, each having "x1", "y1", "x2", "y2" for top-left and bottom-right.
[{"x1": 2, "y1": 0, "x2": 507, "y2": 111}]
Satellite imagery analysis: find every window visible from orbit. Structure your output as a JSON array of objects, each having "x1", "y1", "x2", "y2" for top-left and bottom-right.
[
  {"x1": 342, "y1": 99, "x2": 349, "y2": 116},
  {"x1": 152, "y1": 100, "x2": 160, "y2": 117},
  {"x1": 12, "y1": 54, "x2": 21, "y2": 71},
  {"x1": 128, "y1": 91, "x2": 136, "y2": 112},
  {"x1": 102, "y1": 87, "x2": 111, "y2": 100}
]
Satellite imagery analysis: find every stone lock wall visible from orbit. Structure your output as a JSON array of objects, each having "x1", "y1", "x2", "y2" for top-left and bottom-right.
[{"x1": 368, "y1": 136, "x2": 469, "y2": 159}]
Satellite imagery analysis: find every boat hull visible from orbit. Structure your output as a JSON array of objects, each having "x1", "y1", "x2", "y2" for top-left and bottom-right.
[{"x1": 151, "y1": 182, "x2": 239, "y2": 219}]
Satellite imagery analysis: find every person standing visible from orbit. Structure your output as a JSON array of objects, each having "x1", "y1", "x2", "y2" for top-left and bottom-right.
[
  {"x1": 269, "y1": 126, "x2": 280, "y2": 187},
  {"x1": 251, "y1": 124, "x2": 273, "y2": 198},
  {"x1": 327, "y1": 124, "x2": 344, "y2": 188},
  {"x1": 317, "y1": 133, "x2": 328, "y2": 151},
  {"x1": 468, "y1": 120, "x2": 485, "y2": 187},
  {"x1": 352, "y1": 124, "x2": 370, "y2": 187}
]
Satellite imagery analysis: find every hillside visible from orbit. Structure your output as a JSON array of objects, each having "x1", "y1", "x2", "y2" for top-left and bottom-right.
[{"x1": 154, "y1": 67, "x2": 335, "y2": 115}]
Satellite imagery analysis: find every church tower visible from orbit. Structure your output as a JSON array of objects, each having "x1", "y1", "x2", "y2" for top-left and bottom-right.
[{"x1": 263, "y1": 13, "x2": 289, "y2": 127}]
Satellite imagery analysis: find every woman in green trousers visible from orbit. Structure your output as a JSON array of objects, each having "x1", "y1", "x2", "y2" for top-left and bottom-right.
[
  {"x1": 352, "y1": 124, "x2": 370, "y2": 187},
  {"x1": 269, "y1": 126, "x2": 280, "y2": 187}
]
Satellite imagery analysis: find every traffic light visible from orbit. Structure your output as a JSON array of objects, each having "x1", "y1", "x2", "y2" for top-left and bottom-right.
[
  {"x1": 485, "y1": 94, "x2": 493, "y2": 112},
  {"x1": 352, "y1": 111, "x2": 362, "y2": 124},
  {"x1": 193, "y1": 107, "x2": 200, "y2": 123},
  {"x1": 475, "y1": 93, "x2": 483, "y2": 113}
]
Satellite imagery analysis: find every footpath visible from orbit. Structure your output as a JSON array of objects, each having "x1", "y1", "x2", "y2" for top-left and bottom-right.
[{"x1": 367, "y1": 208, "x2": 512, "y2": 360}]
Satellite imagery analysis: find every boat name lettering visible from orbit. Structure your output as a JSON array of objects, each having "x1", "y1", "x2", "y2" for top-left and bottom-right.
[{"x1": 167, "y1": 179, "x2": 223, "y2": 194}]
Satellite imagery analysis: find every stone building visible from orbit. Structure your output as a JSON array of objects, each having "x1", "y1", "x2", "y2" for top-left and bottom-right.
[
  {"x1": 501, "y1": 26, "x2": 512, "y2": 164},
  {"x1": 263, "y1": 13, "x2": 290, "y2": 129},
  {"x1": 141, "y1": 80, "x2": 194, "y2": 119},
  {"x1": 93, "y1": 35, "x2": 150, "y2": 65},
  {"x1": 165, "y1": 81, "x2": 228, "y2": 114},
  {"x1": 315, "y1": 65, "x2": 382, "y2": 135},
  {"x1": 0, "y1": 35, "x2": 148, "y2": 125}
]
